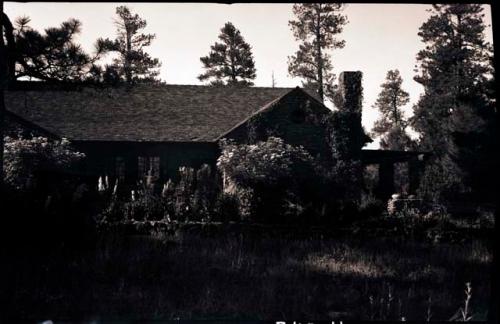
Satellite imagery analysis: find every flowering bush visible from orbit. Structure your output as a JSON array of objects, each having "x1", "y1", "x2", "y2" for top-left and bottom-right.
[
  {"x1": 123, "y1": 189, "x2": 165, "y2": 221},
  {"x1": 174, "y1": 166, "x2": 196, "y2": 221},
  {"x1": 217, "y1": 137, "x2": 315, "y2": 187},
  {"x1": 192, "y1": 164, "x2": 218, "y2": 221},
  {"x1": 161, "y1": 179, "x2": 176, "y2": 220},
  {"x1": 98, "y1": 164, "x2": 220, "y2": 223},
  {"x1": 3, "y1": 136, "x2": 85, "y2": 190},
  {"x1": 217, "y1": 137, "x2": 319, "y2": 222}
]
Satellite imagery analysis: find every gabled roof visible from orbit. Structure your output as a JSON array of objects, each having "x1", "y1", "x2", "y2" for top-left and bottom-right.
[
  {"x1": 217, "y1": 87, "x2": 331, "y2": 140},
  {"x1": 5, "y1": 84, "x2": 323, "y2": 143}
]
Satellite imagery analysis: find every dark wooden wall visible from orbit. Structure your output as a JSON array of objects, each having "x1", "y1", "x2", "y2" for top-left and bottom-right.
[
  {"x1": 74, "y1": 141, "x2": 220, "y2": 185},
  {"x1": 224, "y1": 89, "x2": 332, "y2": 163}
]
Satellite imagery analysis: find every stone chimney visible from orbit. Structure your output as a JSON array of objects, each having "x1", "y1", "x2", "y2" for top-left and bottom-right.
[
  {"x1": 327, "y1": 71, "x2": 364, "y2": 202},
  {"x1": 337, "y1": 71, "x2": 365, "y2": 160},
  {"x1": 338, "y1": 71, "x2": 363, "y2": 115}
]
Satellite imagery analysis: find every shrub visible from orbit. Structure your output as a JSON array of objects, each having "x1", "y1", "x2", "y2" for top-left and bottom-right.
[
  {"x1": 358, "y1": 193, "x2": 385, "y2": 220},
  {"x1": 123, "y1": 182, "x2": 165, "y2": 221},
  {"x1": 388, "y1": 203, "x2": 458, "y2": 242},
  {"x1": 477, "y1": 208, "x2": 495, "y2": 229},
  {"x1": 192, "y1": 164, "x2": 218, "y2": 221},
  {"x1": 363, "y1": 165, "x2": 379, "y2": 195},
  {"x1": 217, "y1": 137, "x2": 315, "y2": 188},
  {"x1": 417, "y1": 156, "x2": 466, "y2": 203},
  {"x1": 3, "y1": 136, "x2": 85, "y2": 191},
  {"x1": 217, "y1": 137, "x2": 318, "y2": 223},
  {"x1": 174, "y1": 166, "x2": 196, "y2": 221},
  {"x1": 100, "y1": 196, "x2": 124, "y2": 222},
  {"x1": 161, "y1": 179, "x2": 176, "y2": 221},
  {"x1": 328, "y1": 159, "x2": 364, "y2": 206},
  {"x1": 97, "y1": 164, "x2": 221, "y2": 224},
  {"x1": 213, "y1": 193, "x2": 241, "y2": 222}
]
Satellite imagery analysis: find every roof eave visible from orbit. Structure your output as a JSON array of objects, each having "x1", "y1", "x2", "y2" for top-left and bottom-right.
[{"x1": 5, "y1": 110, "x2": 61, "y2": 140}]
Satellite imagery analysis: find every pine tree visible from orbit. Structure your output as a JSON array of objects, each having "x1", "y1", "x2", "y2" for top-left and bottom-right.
[
  {"x1": 13, "y1": 16, "x2": 104, "y2": 82},
  {"x1": 371, "y1": 70, "x2": 412, "y2": 150},
  {"x1": 410, "y1": 4, "x2": 494, "y2": 202},
  {"x1": 97, "y1": 6, "x2": 161, "y2": 84},
  {"x1": 198, "y1": 22, "x2": 256, "y2": 86},
  {"x1": 288, "y1": 3, "x2": 347, "y2": 102}
]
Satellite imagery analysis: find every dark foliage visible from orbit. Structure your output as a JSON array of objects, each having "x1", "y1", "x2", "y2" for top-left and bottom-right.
[
  {"x1": 371, "y1": 69, "x2": 413, "y2": 151},
  {"x1": 322, "y1": 73, "x2": 368, "y2": 206},
  {"x1": 94, "y1": 6, "x2": 161, "y2": 84},
  {"x1": 217, "y1": 137, "x2": 322, "y2": 223},
  {"x1": 411, "y1": 4, "x2": 495, "y2": 203},
  {"x1": 12, "y1": 16, "x2": 105, "y2": 82},
  {"x1": 288, "y1": 3, "x2": 348, "y2": 102},
  {"x1": 198, "y1": 22, "x2": 256, "y2": 86}
]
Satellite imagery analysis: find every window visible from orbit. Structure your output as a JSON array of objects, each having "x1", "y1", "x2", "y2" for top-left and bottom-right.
[
  {"x1": 138, "y1": 156, "x2": 160, "y2": 182},
  {"x1": 115, "y1": 156, "x2": 126, "y2": 182}
]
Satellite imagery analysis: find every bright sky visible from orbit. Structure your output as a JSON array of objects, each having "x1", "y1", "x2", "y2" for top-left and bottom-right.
[{"x1": 4, "y1": 3, "x2": 494, "y2": 148}]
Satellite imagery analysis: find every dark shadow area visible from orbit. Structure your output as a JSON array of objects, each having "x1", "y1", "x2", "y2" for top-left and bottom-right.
[{"x1": 0, "y1": 217, "x2": 493, "y2": 321}]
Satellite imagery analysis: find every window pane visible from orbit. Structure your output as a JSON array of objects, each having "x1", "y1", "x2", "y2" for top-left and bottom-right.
[
  {"x1": 138, "y1": 156, "x2": 160, "y2": 181},
  {"x1": 115, "y1": 157, "x2": 126, "y2": 181},
  {"x1": 151, "y1": 156, "x2": 160, "y2": 180},
  {"x1": 138, "y1": 156, "x2": 146, "y2": 180}
]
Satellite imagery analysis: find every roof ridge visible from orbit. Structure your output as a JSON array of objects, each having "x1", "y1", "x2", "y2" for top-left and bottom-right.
[
  {"x1": 7, "y1": 83, "x2": 298, "y2": 92},
  {"x1": 132, "y1": 83, "x2": 297, "y2": 89}
]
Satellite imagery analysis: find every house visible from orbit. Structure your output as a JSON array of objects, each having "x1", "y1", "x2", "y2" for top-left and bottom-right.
[{"x1": 4, "y1": 72, "x2": 427, "y2": 199}]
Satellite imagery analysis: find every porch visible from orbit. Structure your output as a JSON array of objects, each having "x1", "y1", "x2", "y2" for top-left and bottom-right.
[{"x1": 361, "y1": 149, "x2": 430, "y2": 200}]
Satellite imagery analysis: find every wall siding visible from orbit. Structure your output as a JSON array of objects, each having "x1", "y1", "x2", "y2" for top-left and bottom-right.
[
  {"x1": 224, "y1": 89, "x2": 333, "y2": 163},
  {"x1": 74, "y1": 141, "x2": 220, "y2": 185}
]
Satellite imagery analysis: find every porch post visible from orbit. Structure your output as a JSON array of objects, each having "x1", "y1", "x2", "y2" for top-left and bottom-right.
[
  {"x1": 378, "y1": 161, "x2": 395, "y2": 200},
  {"x1": 408, "y1": 155, "x2": 423, "y2": 195}
]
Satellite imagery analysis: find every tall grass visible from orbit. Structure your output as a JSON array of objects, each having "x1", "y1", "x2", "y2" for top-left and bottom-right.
[{"x1": 0, "y1": 230, "x2": 493, "y2": 321}]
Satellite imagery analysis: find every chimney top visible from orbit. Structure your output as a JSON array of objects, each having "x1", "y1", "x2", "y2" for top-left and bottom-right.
[{"x1": 338, "y1": 71, "x2": 363, "y2": 114}]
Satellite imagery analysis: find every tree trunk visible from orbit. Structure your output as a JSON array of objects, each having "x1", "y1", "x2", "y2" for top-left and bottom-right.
[
  {"x1": 392, "y1": 93, "x2": 399, "y2": 127},
  {"x1": 125, "y1": 25, "x2": 132, "y2": 84},
  {"x1": 1, "y1": 12, "x2": 14, "y2": 83},
  {"x1": 0, "y1": 1, "x2": 6, "y2": 187},
  {"x1": 315, "y1": 7, "x2": 324, "y2": 102},
  {"x1": 229, "y1": 39, "x2": 236, "y2": 83}
]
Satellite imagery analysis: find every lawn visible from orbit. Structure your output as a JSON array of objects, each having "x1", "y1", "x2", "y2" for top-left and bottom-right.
[{"x1": 0, "y1": 225, "x2": 493, "y2": 321}]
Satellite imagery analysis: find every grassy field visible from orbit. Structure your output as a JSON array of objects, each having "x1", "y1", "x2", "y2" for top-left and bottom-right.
[{"x1": 0, "y1": 227, "x2": 493, "y2": 321}]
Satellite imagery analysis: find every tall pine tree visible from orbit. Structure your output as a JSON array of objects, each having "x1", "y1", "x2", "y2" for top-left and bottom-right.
[
  {"x1": 411, "y1": 4, "x2": 494, "y2": 202},
  {"x1": 97, "y1": 6, "x2": 161, "y2": 84},
  {"x1": 198, "y1": 22, "x2": 256, "y2": 86},
  {"x1": 288, "y1": 3, "x2": 347, "y2": 103},
  {"x1": 372, "y1": 69, "x2": 412, "y2": 151},
  {"x1": 13, "y1": 16, "x2": 104, "y2": 82}
]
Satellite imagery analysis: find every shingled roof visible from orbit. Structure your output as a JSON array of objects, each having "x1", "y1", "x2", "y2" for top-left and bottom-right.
[{"x1": 5, "y1": 84, "x2": 322, "y2": 142}]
